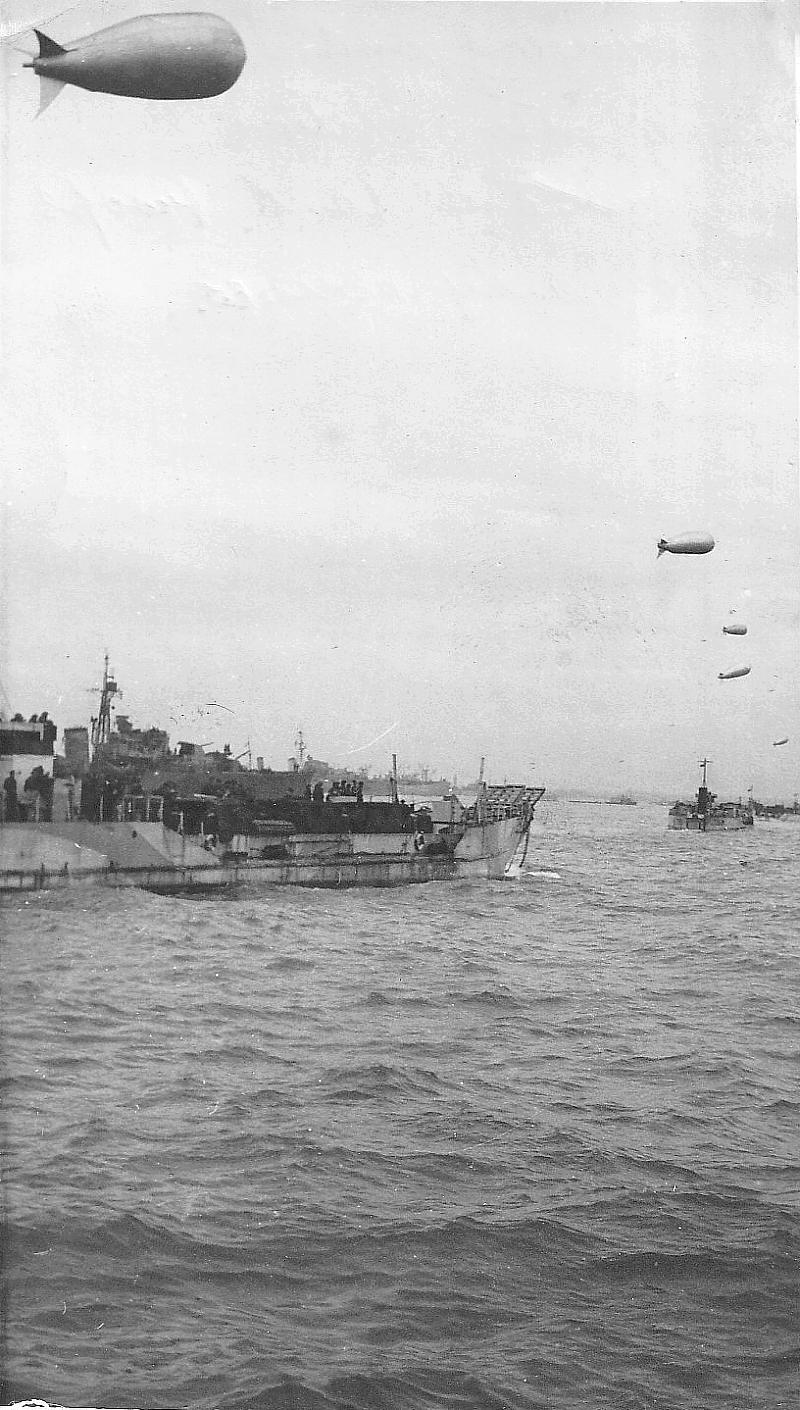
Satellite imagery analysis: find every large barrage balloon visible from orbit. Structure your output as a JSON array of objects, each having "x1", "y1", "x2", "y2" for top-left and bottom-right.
[
  {"x1": 657, "y1": 532, "x2": 715, "y2": 559},
  {"x1": 773, "y1": 737, "x2": 789, "y2": 747},
  {"x1": 718, "y1": 665, "x2": 751, "y2": 681},
  {"x1": 25, "y1": 13, "x2": 246, "y2": 112},
  {"x1": 723, "y1": 623, "x2": 747, "y2": 636}
]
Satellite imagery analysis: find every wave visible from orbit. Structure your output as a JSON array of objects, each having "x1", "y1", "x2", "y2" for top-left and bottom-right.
[
  {"x1": 321, "y1": 1062, "x2": 445, "y2": 1102},
  {"x1": 3, "y1": 816, "x2": 800, "y2": 1410}
]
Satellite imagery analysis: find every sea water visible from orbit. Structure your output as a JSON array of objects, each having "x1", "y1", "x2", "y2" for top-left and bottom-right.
[{"x1": 1, "y1": 803, "x2": 797, "y2": 1410}]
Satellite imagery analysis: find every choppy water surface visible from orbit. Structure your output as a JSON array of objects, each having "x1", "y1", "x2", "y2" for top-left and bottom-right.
[{"x1": 1, "y1": 803, "x2": 798, "y2": 1410}]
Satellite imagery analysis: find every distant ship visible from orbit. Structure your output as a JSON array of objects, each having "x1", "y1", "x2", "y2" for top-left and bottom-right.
[
  {"x1": 668, "y1": 760, "x2": 753, "y2": 832},
  {"x1": 0, "y1": 658, "x2": 545, "y2": 893},
  {"x1": 607, "y1": 793, "x2": 637, "y2": 806}
]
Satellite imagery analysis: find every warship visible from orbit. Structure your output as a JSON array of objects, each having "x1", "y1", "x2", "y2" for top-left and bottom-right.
[
  {"x1": 0, "y1": 659, "x2": 544, "y2": 894},
  {"x1": 668, "y1": 759, "x2": 754, "y2": 832}
]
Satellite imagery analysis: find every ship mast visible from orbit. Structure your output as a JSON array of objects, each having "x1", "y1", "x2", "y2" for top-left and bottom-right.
[
  {"x1": 697, "y1": 757, "x2": 712, "y2": 832},
  {"x1": 90, "y1": 653, "x2": 120, "y2": 752}
]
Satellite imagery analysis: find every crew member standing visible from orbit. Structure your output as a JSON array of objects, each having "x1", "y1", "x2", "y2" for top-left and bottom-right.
[{"x1": 3, "y1": 770, "x2": 19, "y2": 821}]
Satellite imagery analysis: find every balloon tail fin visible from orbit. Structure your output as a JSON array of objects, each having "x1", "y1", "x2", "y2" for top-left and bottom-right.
[
  {"x1": 36, "y1": 75, "x2": 65, "y2": 116},
  {"x1": 657, "y1": 540, "x2": 667, "y2": 558},
  {"x1": 33, "y1": 29, "x2": 67, "y2": 59}
]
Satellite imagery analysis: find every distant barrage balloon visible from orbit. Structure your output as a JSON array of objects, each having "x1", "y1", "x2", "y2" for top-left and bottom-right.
[
  {"x1": 722, "y1": 623, "x2": 747, "y2": 636},
  {"x1": 773, "y1": 737, "x2": 789, "y2": 746},
  {"x1": 718, "y1": 665, "x2": 751, "y2": 681},
  {"x1": 657, "y1": 532, "x2": 715, "y2": 559},
  {"x1": 25, "y1": 12, "x2": 246, "y2": 113}
]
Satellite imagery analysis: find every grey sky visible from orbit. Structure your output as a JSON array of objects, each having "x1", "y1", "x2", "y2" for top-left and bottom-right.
[{"x1": 1, "y1": 1, "x2": 797, "y2": 796}]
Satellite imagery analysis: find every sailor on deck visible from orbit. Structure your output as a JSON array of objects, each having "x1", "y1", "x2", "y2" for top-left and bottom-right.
[{"x1": 3, "y1": 770, "x2": 18, "y2": 822}]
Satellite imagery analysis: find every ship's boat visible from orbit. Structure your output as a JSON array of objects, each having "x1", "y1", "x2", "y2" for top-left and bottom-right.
[{"x1": 110, "y1": 780, "x2": 546, "y2": 888}]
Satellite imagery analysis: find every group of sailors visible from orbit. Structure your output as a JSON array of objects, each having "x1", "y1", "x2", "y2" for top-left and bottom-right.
[
  {"x1": 304, "y1": 778, "x2": 365, "y2": 805},
  {"x1": 2, "y1": 766, "x2": 59, "y2": 823},
  {"x1": 328, "y1": 778, "x2": 364, "y2": 803}
]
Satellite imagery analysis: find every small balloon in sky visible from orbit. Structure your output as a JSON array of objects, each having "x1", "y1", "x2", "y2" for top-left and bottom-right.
[
  {"x1": 657, "y1": 532, "x2": 715, "y2": 559},
  {"x1": 773, "y1": 736, "x2": 789, "y2": 746},
  {"x1": 718, "y1": 665, "x2": 751, "y2": 680},
  {"x1": 25, "y1": 12, "x2": 246, "y2": 114},
  {"x1": 722, "y1": 623, "x2": 747, "y2": 635}
]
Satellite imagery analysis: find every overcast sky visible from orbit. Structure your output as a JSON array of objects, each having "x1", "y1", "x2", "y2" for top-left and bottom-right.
[{"x1": 1, "y1": 0, "x2": 797, "y2": 796}]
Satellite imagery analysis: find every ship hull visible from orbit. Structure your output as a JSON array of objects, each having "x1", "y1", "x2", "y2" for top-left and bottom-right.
[
  {"x1": 224, "y1": 816, "x2": 528, "y2": 888},
  {"x1": 0, "y1": 815, "x2": 530, "y2": 894},
  {"x1": 668, "y1": 813, "x2": 747, "y2": 831},
  {"x1": 0, "y1": 821, "x2": 228, "y2": 894}
]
